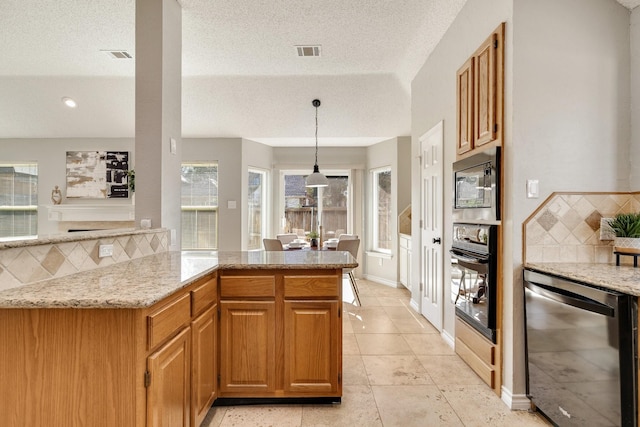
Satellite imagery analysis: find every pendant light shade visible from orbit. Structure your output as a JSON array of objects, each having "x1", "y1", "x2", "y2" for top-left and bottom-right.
[{"x1": 305, "y1": 99, "x2": 329, "y2": 188}]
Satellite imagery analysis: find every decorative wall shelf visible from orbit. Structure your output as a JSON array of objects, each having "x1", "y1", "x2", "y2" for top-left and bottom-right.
[{"x1": 47, "y1": 204, "x2": 135, "y2": 222}]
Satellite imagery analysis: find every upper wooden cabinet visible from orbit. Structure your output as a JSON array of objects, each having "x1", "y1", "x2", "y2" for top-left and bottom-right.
[
  {"x1": 456, "y1": 57, "x2": 474, "y2": 155},
  {"x1": 456, "y1": 23, "x2": 504, "y2": 158}
]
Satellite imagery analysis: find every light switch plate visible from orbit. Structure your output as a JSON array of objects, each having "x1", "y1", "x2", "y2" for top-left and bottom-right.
[
  {"x1": 170, "y1": 138, "x2": 177, "y2": 154},
  {"x1": 526, "y1": 179, "x2": 539, "y2": 198},
  {"x1": 228, "y1": 200, "x2": 237, "y2": 209},
  {"x1": 99, "y1": 244, "x2": 113, "y2": 258}
]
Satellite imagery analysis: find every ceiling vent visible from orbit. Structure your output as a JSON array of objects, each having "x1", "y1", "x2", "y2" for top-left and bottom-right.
[
  {"x1": 102, "y1": 50, "x2": 133, "y2": 59},
  {"x1": 295, "y1": 45, "x2": 321, "y2": 57}
]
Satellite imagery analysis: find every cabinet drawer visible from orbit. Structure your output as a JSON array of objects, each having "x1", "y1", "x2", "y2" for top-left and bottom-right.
[
  {"x1": 191, "y1": 275, "x2": 217, "y2": 316},
  {"x1": 455, "y1": 317, "x2": 494, "y2": 365},
  {"x1": 148, "y1": 293, "x2": 191, "y2": 349},
  {"x1": 220, "y1": 276, "x2": 275, "y2": 298},
  {"x1": 284, "y1": 275, "x2": 339, "y2": 298},
  {"x1": 455, "y1": 337, "x2": 495, "y2": 388}
]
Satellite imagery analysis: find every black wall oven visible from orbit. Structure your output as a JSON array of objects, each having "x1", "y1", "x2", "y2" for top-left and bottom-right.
[{"x1": 450, "y1": 223, "x2": 498, "y2": 343}]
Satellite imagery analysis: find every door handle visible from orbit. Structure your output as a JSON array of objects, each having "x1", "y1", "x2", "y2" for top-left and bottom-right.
[{"x1": 432, "y1": 238, "x2": 441, "y2": 244}]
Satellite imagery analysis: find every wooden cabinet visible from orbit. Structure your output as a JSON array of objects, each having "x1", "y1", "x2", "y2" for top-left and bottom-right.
[
  {"x1": 147, "y1": 326, "x2": 191, "y2": 427},
  {"x1": 191, "y1": 305, "x2": 217, "y2": 427},
  {"x1": 218, "y1": 269, "x2": 342, "y2": 400},
  {"x1": 284, "y1": 300, "x2": 340, "y2": 394},
  {"x1": 456, "y1": 23, "x2": 504, "y2": 158},
  {"x1": 456, "y1": 57, "x2": 474, "y2": 155},
  {"x1": 219, "y1": 301, "x2": 276, "y2": 394},
  {"x1": 455, "y1": 317, "x2": 499, "y2": 394}
]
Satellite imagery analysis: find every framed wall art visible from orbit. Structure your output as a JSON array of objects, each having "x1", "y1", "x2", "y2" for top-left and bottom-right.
[{"x1": 66, "y1": 151, "x2": 130, "y2": 199}]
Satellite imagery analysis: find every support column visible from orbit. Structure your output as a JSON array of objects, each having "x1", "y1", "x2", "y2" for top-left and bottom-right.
[{"x1": 135, "y1": 0, "x2": 182, "y2": 250}]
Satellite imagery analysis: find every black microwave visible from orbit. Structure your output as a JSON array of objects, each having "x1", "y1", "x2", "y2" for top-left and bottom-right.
[{"x1": 452, "y1": 147, "x2": 500, "y2": 222}]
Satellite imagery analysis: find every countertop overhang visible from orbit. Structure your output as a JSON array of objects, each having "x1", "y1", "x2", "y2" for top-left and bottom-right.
[
  {"x1": 525, "y1": 262, "x2": 640, "y2": 296},
  {"x1": 0, "y1": 250, "x2": 358, "y2": 309}
]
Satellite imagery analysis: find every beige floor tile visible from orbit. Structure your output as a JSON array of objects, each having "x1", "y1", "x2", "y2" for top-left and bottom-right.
[
  {"x1": 301, "y1": 385, "x2": 383, "y2": 427},
  {"x1": 342, "y1": 355, "x2": 369, "y2": 385},
  {"x1": 403, "y1": 333, "x2": 456, "y2": 355},
  {"x1": 342, "y1": 333, "x2": 360, "y2": 355},
  {"x1": 372, "y1": 385, "x2": 464, "y2": 426},
  {"x1": 441, "y1": 384, "x2": 552, "y2": 427},
  {"x1": 362, "y1": 355, "x2": 434, "y2": 385},
  {"x1": 218, "y1": 405, "x2": 302, "y2": 426},
  {"x1": 356, "y1": 295, "x2": 382, "y2": 306},
  {"x1": 355, "y1": 333, "x2": 413, "y2": 355},
  {"x1": 201, "y1": 406, "x2": 227, "y2": 427},
  {"x1": 392, "y1": 316, "x2": 440, "y2": 334},
  {"x1": 418, "y1": 355, "x2": 485, "y2": 385},
  {"x1": 349, "y1": 307, "x2": 399, "y2": 333},
  {"x1": 376, "y1": 296, "x2": 409, "y2": 306}
]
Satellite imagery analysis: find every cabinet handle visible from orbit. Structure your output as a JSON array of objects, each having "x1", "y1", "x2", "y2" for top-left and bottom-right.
[{"x1": 432, "y1": 238, "x2": 441, "y2": 244}]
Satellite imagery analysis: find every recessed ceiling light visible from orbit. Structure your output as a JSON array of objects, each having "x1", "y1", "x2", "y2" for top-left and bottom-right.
[{"x1": 62, "y1": 97, "x2": 77, "y2": 108}]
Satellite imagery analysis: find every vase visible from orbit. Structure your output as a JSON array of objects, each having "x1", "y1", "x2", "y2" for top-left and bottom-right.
[{"x1": 613, "y1": 237, "x2": 640, "y2": 254}]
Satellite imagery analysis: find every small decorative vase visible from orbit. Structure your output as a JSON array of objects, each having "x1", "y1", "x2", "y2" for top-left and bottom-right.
[{"x1": 613, "y1": 237, "x2": 640, "y2": 254}]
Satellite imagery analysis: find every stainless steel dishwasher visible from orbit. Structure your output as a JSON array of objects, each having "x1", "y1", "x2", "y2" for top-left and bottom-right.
[{"x1": 524, "y1": 269, "x2": 637, "y2": 427}]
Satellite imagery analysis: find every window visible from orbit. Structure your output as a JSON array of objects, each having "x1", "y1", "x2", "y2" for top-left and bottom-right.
[
  {"x1": 372, "y1": 167, "x2": 392, "y2": 253},
  {"x1": 247, "y1": 169, "x2": 267, "y2": 250},
  {"x1": 283, "y1": 172, "x2": 349, "y2": 239},
  {"x1": 181, "y1": 163, "x2": 218, "y2": 250},
  {"x1": 0, "y1": 164, "x2": 38, "y2": 241}
]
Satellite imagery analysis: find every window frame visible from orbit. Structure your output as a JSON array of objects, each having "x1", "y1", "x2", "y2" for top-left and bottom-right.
[
  {"x1": 0, "y1": 162, "x2": 38, "y2": 241},
  {"x1": 371, "y1": 166, "x2": 392, "y2": 254},
  {"x1": 180, "y1": 162, "x2": 219, "y2": 250},
  {"x1": 247, "y1": 167, "x2": 269, "y2": 251}
]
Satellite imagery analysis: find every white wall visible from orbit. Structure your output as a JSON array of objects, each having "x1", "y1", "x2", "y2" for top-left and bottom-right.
[
  {"x1": 0, "y1": 138, "x2": 134, "y2": 235},
  {"x1": 410, "y1": 0, "x2": 512, "y2": 395},
  {"x1": 411, "y1": 0, "x2": 631, "y2": 407},
  {"x1": 242, "y1": 139, "x2": 274, "y2": 250},
  {"x1": 182, "y1": 138, "x2": 243, "y2": 251},
  {"x1": 365, "y1": 137, "x2": 411, "y2": 285},
  {"x1": 631, "y1": 7, "x2": 640, "y2": 188},
  {"x1": 510, "y1": 0, "x2": 630, "y2": 402}
]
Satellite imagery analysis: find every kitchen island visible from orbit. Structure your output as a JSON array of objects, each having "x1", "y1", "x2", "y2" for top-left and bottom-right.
[{"x1": 0, "y1": 250, "x2": 357, "y2": 427}]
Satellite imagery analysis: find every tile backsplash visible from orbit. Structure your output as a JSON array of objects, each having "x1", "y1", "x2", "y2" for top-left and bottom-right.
[
  {"x1": 0, "y1": 229, "x2": 169, "y2": 291},
  {"x1": 524, "y1": 192, "x2": 640, "y2": 264}
]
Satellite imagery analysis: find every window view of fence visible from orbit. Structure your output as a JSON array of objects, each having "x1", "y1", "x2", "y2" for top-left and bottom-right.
[
  {"x1": 284, "y1": 174, "x2": 348, "y2": 239},
  {"x1": 181, "y1": 163, "x2": 218, "y2": 250},
  {"x1": 373, "y1": 167, "x2": 392, "y2": 252},
  {"x1": 0, "y1": 164, "x2": 38, "y2": 240},
  {"x1": 248, "y1": 169, "x2": 266, "y2": 250}
]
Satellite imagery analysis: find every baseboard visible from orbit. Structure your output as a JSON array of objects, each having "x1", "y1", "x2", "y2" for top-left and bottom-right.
[
  {"x1": 441, "y1": 329, "x2": 455, "y2": 349},
  {"x1": 501, "y1": 386, "x2": 531, "y2": 410},
  {"x1": 362, "y1": 274, "x2": 400, "y2": 288},
  {"x1": 409, "y1": 298, "x2": 420, "y2": 312}
]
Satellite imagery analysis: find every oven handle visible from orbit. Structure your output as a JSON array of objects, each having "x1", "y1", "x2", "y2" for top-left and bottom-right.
[{"x1": 449, "y1": 249, "x2": 489, "y2": 265}]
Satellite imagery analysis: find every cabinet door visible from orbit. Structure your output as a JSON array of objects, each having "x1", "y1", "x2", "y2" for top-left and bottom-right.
[
  {"x1": 399, "y1": 245, "x2": 408, "y2": 286},
  {"x1": 283, "y1": 301, "x2": 340, "y2": 394},
  {"x1": 191, "y1": 305, "x2": 216, "y2": 427},
  {"x1": 147, "y1": 326, "x2": 191, "y2": 427},
  {"x1": 474, "y1": 33, "x2": 497, "y2": 147},
  {"x1": 219, "y1": 301, "x2": 276, "y2": 395},
  {"x1": 456, "y1": 57, "x2": 474, "y2": 155}
]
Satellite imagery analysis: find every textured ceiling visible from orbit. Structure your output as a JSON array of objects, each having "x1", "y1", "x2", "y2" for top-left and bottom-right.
[{"x1": 0, "y1": 0, "x2": 637, "y2": 146}]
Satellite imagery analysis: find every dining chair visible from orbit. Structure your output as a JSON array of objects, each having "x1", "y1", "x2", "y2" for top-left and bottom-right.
[
  {"x1": 263, "y1": 238, "x2": 284, "y2": 251},
  {"x1": 338, "y1": 233, "x2": 358, "y2": 240},
  {"x1": 336, "y1": 238, "x2": 361, "y2": 306},
  {"x1": 276, "y1": 233, "x2": 298, "y2": 244}
]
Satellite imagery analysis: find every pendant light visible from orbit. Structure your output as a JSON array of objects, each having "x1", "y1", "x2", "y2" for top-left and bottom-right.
[{"x1": 305, "y1": 99, "x2": 329, "y2": 188}]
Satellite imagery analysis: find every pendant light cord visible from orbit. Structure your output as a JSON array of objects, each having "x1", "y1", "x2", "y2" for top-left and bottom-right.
[{"x1": 315, "y1": 104, "x2": 319, "y2": 166}]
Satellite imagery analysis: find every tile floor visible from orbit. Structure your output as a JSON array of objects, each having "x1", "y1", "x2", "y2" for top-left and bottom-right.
[{"x1": 202, "y1": 278, "x2": 550, "y2": 426}]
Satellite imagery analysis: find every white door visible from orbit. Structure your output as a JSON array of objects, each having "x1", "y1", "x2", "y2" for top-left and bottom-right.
[{"x1": 420, "y1": 121, "x2": 444, "y2": 330}]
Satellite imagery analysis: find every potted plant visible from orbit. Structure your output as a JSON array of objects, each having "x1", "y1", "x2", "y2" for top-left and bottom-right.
[
  {"x1": 308, "y1": 231, "x2": 319, "y2": 248},
  {"x1": 608, "y1": 212, "x2": 640, "y2": 253}
]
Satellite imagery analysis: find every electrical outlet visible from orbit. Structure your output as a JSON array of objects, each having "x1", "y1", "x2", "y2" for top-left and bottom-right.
[{"x1": 99, "y1": 244, "x2": 113, "y2": 258}]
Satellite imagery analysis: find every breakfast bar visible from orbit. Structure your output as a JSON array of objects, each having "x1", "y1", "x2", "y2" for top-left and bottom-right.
[{"x1": 0, "y1": 250, "x2": 357, "y2": 427}]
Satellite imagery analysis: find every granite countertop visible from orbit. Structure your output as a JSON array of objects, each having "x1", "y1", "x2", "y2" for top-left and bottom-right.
[
  {"x1": 0, "y1": 250, "x2": 357, "y2": 309},
  {"x1": 525, "y1": 262, "x2": 640, "y2": 296}
]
